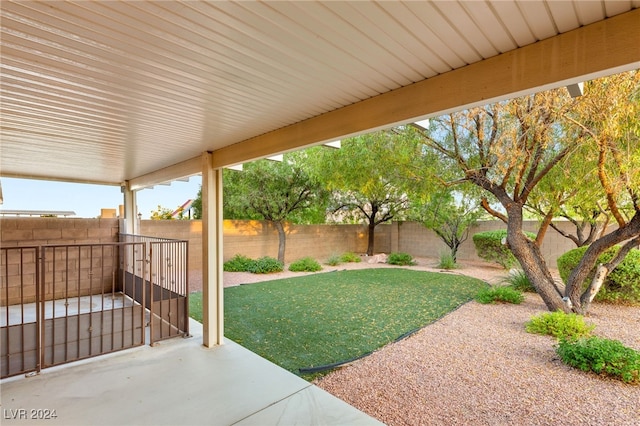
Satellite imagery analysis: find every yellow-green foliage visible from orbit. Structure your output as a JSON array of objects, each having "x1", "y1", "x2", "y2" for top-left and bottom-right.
[{"x1": 526, "y1": 311, "x2": 595, "y2": 340}]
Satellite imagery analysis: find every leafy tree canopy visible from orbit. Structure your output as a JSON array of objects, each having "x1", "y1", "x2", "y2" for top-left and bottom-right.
[{"x1": 307, "y1": 130, "x2": 421, "y2": 255}]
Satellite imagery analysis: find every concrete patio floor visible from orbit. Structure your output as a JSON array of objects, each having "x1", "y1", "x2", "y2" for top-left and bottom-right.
[{"x1": 1, "y1": 320, "x2": 383, "y2": 426}]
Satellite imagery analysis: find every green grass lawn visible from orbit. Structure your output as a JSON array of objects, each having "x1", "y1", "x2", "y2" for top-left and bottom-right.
[{"x1": 189, "y1": 268, "x2": 486, "y2": 378}]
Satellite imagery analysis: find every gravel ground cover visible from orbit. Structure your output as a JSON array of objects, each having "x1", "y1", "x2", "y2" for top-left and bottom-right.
[{"x1": 315, "y1": 292, "x2": 640, "y2": 426}]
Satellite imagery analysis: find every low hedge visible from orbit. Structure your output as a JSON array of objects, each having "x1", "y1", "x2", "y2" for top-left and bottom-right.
[
  {"x1": 223, "y1": 254, "x2": 284, "y2": 274},
  {"x1": 223, "y1": 254, "x2": 254, "y2": 272},
  {"x1": 472, "y1": 230, "x2": 536, "y2": 270},
  {"x1": 289, "y1": 257, "x2": 322, "y2": 272},
  {"x1": 557, "y1": 246, "x2": 640, "y2": 305},
  {"x1": 387, "y1": 252, "x2": 416, "y2": 266}
]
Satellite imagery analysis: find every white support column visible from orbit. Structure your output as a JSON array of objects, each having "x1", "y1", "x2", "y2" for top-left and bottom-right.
[
  {"x1": 122, "y1": 182, "x2": 138, "y2": 235},
  {"x1": 202, "y1": 152, "x2": 224, "y2": 347}
]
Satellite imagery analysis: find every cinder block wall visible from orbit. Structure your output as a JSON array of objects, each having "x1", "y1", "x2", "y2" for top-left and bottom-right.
[
  {"x1": 139, "y1": 220, "x2": 392, "y2": 269},
  {"x1": 396, "y1": 220, "x2": 578, "y2": 266},
  {"x1": 140, "y1": 220, "x2": 203, "y2": 276},
  {"x1": 1, "y1": 218, "x2": 119, "y2": 305}
]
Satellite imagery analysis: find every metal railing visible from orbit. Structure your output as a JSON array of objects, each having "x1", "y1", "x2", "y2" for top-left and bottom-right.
[
  {"x1": 1, "y1": 236, "x2": 188, "y2": 379},
  {"x1": 1, "y1": 246, "x2": 40, "y2": 378},
  {"x1": 39, "y1": 242, "x2": 147, "y2": 369},
  {"x1": 119, "y1": 234, "x2": 189, "y2": 344}
]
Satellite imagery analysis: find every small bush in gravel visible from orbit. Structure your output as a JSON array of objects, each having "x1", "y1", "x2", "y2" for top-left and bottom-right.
[
  {"x1": 289, "y1": 257, "x2": 322, "y2": 272},
  {"x1": 325, "y1": 254, "x2": 342, "y2": 266},
  {"x1": 224, "y1": 254, "x2": 254, "y2": 272},
  {"x1": 475, "y1": 286, "x2": 524, "y2": 304},
  {"x1": 556, "y1": 336, "x2": 640, "y2": 384},
  {"x1": 340, "y1": 252, "x2": 361, "y2": 263},
  {"x1": 501, "y1": 269, "x2": 536, "y2": 293},
  {"x1": 248, "y1": 256, "x2": 284, "y2": 274},
  {"x1": 525, "y1": 311, "x2": 595, "y2": 340},
  {"x1": 557, "y1": 246, "x2": 640, "y2": 305},
  {"x1": 387, "y1": 252, "x2": 416, "y2": 266},
  {"x1": 437, "y1": 252, "x2": 458, "y2": 270}
]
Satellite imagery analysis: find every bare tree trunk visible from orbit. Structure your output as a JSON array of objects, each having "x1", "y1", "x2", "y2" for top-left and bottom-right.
[
  {"x1": 577, "y1": 264, "x2": 608, "y2": 314},
  {"x1": 367, "y1": 220, "x2": 375, "y2": 256},
  {"x1": 505, "y1": 206, "x2": 567, "y2": 312},
  {"x1": 273, "y1": 220, "x2": 286, "y2": 263},
  {"x1": 508, "y1": 233, "x2": 567, "y2": 312}
]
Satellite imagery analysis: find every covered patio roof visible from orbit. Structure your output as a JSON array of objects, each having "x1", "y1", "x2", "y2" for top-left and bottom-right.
[{"x1": 2, "y1": 1, "x2": 638, "y2": 189}]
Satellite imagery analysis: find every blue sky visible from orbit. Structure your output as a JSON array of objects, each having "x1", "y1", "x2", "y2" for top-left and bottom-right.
[{"x1": 1, "y1": 176, "x2": 202, "y2": 219}]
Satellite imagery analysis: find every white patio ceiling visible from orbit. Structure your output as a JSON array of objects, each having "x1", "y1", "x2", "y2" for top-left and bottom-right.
[{"x1": 1, "y1": 1, "x2": 639, "y2": 188}]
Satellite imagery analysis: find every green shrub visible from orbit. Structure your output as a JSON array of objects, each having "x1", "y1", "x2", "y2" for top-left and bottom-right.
[
  {"x1": 224, "y1": 254, "x2": 254, "y2": 272},
  {"x1": 437, "y1": 252, "x2": 458, "y2": 270},
  {"x1": 339, "y1": 252, "x2": 361, "y2": 263},
  {"x1": 501, "y1": 269, "x2": 536, "y2": 293},
  {"x1": 387, "y1": 252, "x2": 416, "y2": 266},
  {"x1": 325, "y1": 253, "x2": 342, "y2": 266},
  {"x1": 289, "y1": 257, "x2": 323, "y2": 272},
  {"x1": 557, "y1": 336, "x2": 640, "y2": 384},
  {"x1": 472, "y1": 230, "x2": 535, "y2": 270},
  {"x1": 475, "y1": 286, "x2": 524, "y2": 304},
  {"x1": 525, "y1": 311, "x2": 595, "y2": 340},
  {"x1": 557, "y1": 247, "x2": 640, "y2": 305},
  {"x1": 248, "y1": 256, "x2": 284, "y2": 274}
]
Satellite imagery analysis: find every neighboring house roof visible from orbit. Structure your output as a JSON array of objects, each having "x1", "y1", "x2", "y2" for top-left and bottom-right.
[{"x1": 0, "y1": 1, "x2": 638, "y2": 187}]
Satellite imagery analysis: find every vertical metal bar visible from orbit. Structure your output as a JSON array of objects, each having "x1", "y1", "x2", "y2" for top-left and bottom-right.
[
  {"x1": 76, "y1": 246, "x2": 81, "y2": 361},
  {"x1": 100, "y1": 245, "x2": 105, "y2": 354},
  {"x1": 39, "y1": 247, "x2": 45, "y2": 372},
  {"x1": 19, "y1": 249, "x2": 25, "y2": 374},
  {"x1": 166, "y1": 242, "x2": 171, "y2": 338},
  {"x1": 62, "y1": 247, "x2": 68, "y2": 363},
  {"x1": 110, "y1": 246, "x2": 117, "y2": 351},
  {"x1": 185, "y1": 241, "x2": 189, "y2": 336},
  {"x1": 158, "y1": 242, "x2": 164, "y2": 340},
  {"x1": 148, "y1": 242, "x2": 154, "y2": 345},
  {"x1": 89, "y1": 245, "x2": 93, "y2": 357},
  {"x1": 121, "y1": 242, "x2": 128, "y2": 348},
  {"x1": 35, "y1": 247, "x2": 41, "y2": 374},
  {"x1": 2, "y1": 248, "x2": 11, "y2": 376},
  {"x1": 51, "y1": 246, "x2": 56, "y2": 366},
  {"x1": 122, "y1": 243, "x2": 128, "y2": 345},
  {"x1": 139, "y1": 242, "x2": 146, "y2": 346},
  {"x1": 119, "y1": 246, "x2": 124, "y2": 350}
]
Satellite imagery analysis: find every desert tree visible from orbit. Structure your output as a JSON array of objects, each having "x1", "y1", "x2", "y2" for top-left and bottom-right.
[
  {"x1": 222, "y1": 152, "x2": 327, "y2": 263},
  {"x1": 409, "y1": 185, "x2": 483, "y2": 263},
  {"x1": 412, "y1": 70, "x2": 640, "y2": 313},
  {"x1": 308, "y1": 131, "x2": 418, "y2": 256}
]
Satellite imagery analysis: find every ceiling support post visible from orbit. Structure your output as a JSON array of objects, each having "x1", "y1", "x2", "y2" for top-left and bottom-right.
[
  {"x1": 122, "y1": 182, "x2": 138, "y2": 235},
  {"x1": 201, "y1": 152, "x2": 224, "y2": 347}
]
